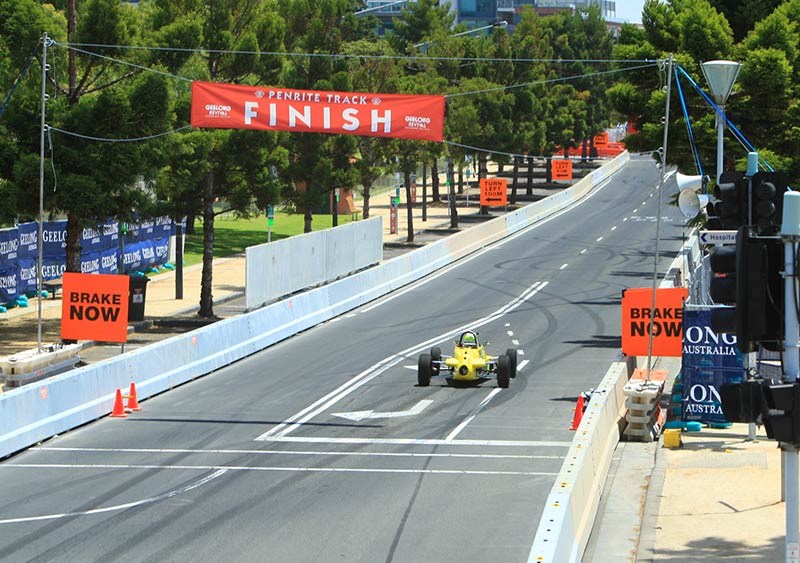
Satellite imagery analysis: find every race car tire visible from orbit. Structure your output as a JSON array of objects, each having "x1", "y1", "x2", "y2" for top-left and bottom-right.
[
  {"x1": 497, "y1": 354, "x2": 510, "y2": 389},
  {"x1": 505, "y1": 348, "x2": 518, "y2": 378},
  {"x1": 418, "y1": 353, "x2": 432, "y2": 387},
  {"x1": 430, "y1": 347, "x2": 442, "y2": 375}
]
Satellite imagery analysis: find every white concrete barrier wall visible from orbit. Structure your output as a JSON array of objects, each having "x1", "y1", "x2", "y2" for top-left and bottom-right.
[
  {"x1": 528, "y1": 220, "x2": 693, "y2": 563},
  {"x1": 245, "y1": 217, "x2": 382, "y2": 309},
  {"x1": 0, "y1": 153, "x2": 629, "y2": 459}
]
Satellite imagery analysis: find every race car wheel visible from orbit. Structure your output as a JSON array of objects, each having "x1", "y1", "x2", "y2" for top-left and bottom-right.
[
  {"x1": 430, "y1": 347, "x2": 442, "y2": 375},
  {"x1": 505, "y1": 348, "x2": 518, "y2": 378},
  {"x1": 418, "y1": 353, "x2": 432, "y2": 387},
  {"x1": 497, "y1": 354, "x2": 510, "y2": 389}
]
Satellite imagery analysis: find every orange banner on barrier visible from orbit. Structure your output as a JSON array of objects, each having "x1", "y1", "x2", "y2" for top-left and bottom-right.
[
  {"x1": 594, "y1": 132, "x2": 609, "y2": 146},
  {"x1": 621, "y1": 287, "x2": 688, "y2": 357},
  {"x1": 61, "y1": 273, "x2": 129, "y2": 343},
  {"x1": 552, "y1": 159, "x2": 573, "y2": 181},
  {"x1": 190, "y1": 81, "x2": 446, "y2": 142},
  {"x1": 480, "y1": 178, "x2": 508, "y2": 207}
]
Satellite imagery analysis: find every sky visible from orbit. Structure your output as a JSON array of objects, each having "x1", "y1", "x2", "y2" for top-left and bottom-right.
[{"x1": 614, "y1": 0, "x2": 646, "y2": 24}]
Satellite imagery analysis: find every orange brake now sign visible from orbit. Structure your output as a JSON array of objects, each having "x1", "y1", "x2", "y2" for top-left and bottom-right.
[
  {"x1": 480, "y1": 178, "x2": 508, "y2": 207},
  {"x1": 621, "y1": 287, "x2": 688, "y2": 357},
  {"x1": 61, "y1": 273, "x2": 129, "y2": 343},
  {"x1": 552, "y1": 159, "x2": 573, "y2": 181}
]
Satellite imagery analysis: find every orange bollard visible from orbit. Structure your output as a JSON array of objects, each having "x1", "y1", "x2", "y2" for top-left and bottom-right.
[
  {"x1": 126, "y1": 382, "x2": 141, "y2": 412},
  {"x1": 110, "y1": 389, "x2": 128, "y2": 418},
  {"x1": 569, "y1": 394, "x2": 585, "y2": 431}
]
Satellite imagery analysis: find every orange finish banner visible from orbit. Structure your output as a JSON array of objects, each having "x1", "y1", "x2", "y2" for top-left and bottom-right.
[
  {"x1": 61, "y1": 273, "x2": 129, "y2": 343},
  {"x1": 552, "y1": 159, "x2": 573, "y2": 181},
  {"x1": 621, "y1": 287, "x2": 688, "y2": 357},
  {"x1": 191, "y1": 81, "x2": 446, "y2": 142},
  {"x1": 480, "y1": 178, "x2": 508, "y2": 207}
]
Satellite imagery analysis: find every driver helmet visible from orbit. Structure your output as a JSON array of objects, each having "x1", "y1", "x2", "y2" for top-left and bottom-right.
[{"x1": 462, "y1": 333, "x2": 477, "y2": 347}]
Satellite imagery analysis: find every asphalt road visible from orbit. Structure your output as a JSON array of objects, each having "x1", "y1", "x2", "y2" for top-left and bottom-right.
[{"x1": 0, "y1": 156, "x2": 688, "y2": 563}]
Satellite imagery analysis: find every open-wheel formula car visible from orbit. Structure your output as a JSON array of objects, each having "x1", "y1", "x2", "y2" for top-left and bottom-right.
[{"x1": 417, "y1": 330, "x2": 517, "y2": 388}]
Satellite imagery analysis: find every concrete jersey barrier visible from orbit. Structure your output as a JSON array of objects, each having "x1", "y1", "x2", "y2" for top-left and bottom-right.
[{"x1": 0, "y1": 152, "x2": 630, "y2": 460}]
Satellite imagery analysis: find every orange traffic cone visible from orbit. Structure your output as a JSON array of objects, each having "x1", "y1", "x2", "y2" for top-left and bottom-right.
[
  {"x1": 126, "y1": 382, "x2": 141, "y2": 411},
  {"x1": 110, "y1": 389, "x2": 128, "y2": 418},
  {"x1": 569, "y1": 395, "x2": 585, "y2": 430}
]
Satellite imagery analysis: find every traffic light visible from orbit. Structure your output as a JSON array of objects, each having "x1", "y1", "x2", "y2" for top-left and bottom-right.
[
  {"x1": 708, "y1": 171, "x2": 746, "y2": 230},
  {"x1": 751, "y1": 172, "x2": 790, "y2": 235},
  {"x1": 737, "y1": 232, "x2": 784, "y2": 352},
  {"x1": 719, "y1": 379, "x2": 765, "y2": 423},
  {"x1": 762, "y1": 383, "x2": 800, "y2": 445},
  {"x1": 708, "y1": 227, "x2": 784, "y2": 352},
  {"x1": 708, "y1": 229, "x2": 739, "y2": 335}
]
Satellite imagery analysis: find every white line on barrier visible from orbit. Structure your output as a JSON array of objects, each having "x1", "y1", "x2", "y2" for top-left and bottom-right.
[
  {"x1": 33, "y1": 446, "x2": 565, "y2": 460},
  {"x1": 517, "y1": 359, "x2": 530, "y2": 372},
  {"x1": 445, "y1": 388, "x2": 502, "y2": 441},
  {"x1": 0, "y1": 463, "x2": 557, "y2": 480},
  {"x1": 0, "y1": 468, "x2": 227, "y2": 525},
  {"x1": 256, "y1": 281, "x2": 548, "y2": 441}
]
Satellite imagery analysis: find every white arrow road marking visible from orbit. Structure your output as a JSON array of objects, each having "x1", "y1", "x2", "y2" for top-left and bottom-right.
[
  {"x1": 332, "y1": 400, "x2": 433, "y2": 422},
  {"x1": 257, "y1": 280, "x2": 548, "y2": 441},
  {"x1": 0, "y1": 468, "x2": 227, "y2": 525}
]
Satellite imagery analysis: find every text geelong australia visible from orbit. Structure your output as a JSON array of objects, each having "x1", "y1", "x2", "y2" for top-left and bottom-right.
[{"x1": 190, "y1": 82, "x2": 446, "y2": 142}]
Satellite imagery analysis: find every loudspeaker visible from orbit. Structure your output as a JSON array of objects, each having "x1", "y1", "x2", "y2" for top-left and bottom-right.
[
  {"x1": 678, "y1": 188, "x2": 711, "y2": 219},
  {"x1": 676, "y1": 172, "x2": 706, "y2": 192}
]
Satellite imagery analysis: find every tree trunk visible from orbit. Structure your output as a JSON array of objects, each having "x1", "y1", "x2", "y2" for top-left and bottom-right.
[
  {"x1": 457, "y1": 166, "x2": 463, "y2": 194},
  {"x1": 304, "y1": 205, "x2": 312, "y2": 233},
  {"x1": 511, "y1": 156, "x2": 519, "y2": 205},
  {"x1": 526, "y1": 156, "x2": 534, "y2": 196},
  {"x1": 185, "y1": 212, "x2": 196, "y2": 234},
  {"x1": 362, "y1": 184, "x2": 371, "y2": 219},
  {"x1": 198, "y1": 171, "x2": 215, "y2": 318},
  {"x1": 65, "y1": 211, "x2": 82, "y2": 273},
  {"x1": 404, "y1": 169, "x2": 414, "y2": 243},
  {"x1": 546, "y1": 157, "x2": 553, "y2": 183},
  {"x1": 581, "y1": 138, "x2": 588, "y2": 162},
  {"x1": 431, "y1": 160, "x2": 441, "y2": 202},
  {"x1": 447, "y1": 158, "x2": 458, "y2": 229},
  {"x1": 479, "y1": 153, "x2": 489, "y2": 215}
]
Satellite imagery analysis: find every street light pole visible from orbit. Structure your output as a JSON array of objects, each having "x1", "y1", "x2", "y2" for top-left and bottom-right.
[
  {"x1": 37, "y1": 32, "x2": 50, "y2": 354},
  {"x1": 701, "y1": 60, "x2": 741, "y2": 186}
]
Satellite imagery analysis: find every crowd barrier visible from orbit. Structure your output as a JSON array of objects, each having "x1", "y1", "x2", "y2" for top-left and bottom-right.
[
  {"x1": 245, "y1": 217, "x2": 383, "y2": 309},
  {"x1": 0, "y1": 152, "x2": 629, "y2": 460},
  {"x1": 527, "y1": 223, "x2": 696, "y2": 563}
]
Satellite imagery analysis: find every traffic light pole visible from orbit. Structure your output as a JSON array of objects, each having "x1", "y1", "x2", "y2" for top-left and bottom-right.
[{"x1": 782, "y1": 192, "x2": 800, "y2": 563}]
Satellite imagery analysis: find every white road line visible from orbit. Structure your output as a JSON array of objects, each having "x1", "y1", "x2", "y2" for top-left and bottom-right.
[
  {"x1": 611, "y1": 226, "x2": 617, "y2": 231},
  {"x1": 0, "y1": 468, "x2": 227, "y2": 525},
  {"x1": 446, "y1": 388, "x2": 502, "y2": 441},
  {"x1": 623, "y1": 217, "x2": 628, "y2": 222},
  {"x1": 345, "y1": 314, "x2": 357, "y2": 318},
  {"x1": 33, "y1": 446, "x2": 565, "y2": 461},
  {"x1": 580, "y1": 249, "x2": 587, "y2": 254},
  {"x1": 641, "y1": 201, "x2": 646, "y2": 206},
  {"x1": 256, "y1": 280, "x2": 548, "y2": 441},
  {"x1": 633, "y1": 208, "x2": 638, "y2": 213},
  {"x1": 518, "y1": 350, "x2": 525, "y2": 356},
  {"x1": 259, "y1": 436, "x2": 571, "y2": 447},
  {"x1": 504, "y1": 323, "x2": 510, "y2": 327},
  {"x1": 512, "y1": 340, "x2": 519, "y2": 346},
  {"x1": 517, "y1": 359, "x2": 530, "y2": 372},
  {"x1": 360, "y1": 173, "x2": 617, "y2": 314},
  {"x1": 2, "y1": 464, "x2": 558, "y2": 479},
  {"x1": 596, "y1": 236, "x2": 603, "y2": 242},
  {"x1": 507, "y1": 331, "x2": 514, "y2": 336},
  {"x1": 560, "y1": 263, "x2": 568, "y2": 270}
]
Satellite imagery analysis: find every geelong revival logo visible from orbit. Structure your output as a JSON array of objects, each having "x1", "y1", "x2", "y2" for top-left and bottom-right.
[{"x1": 61, "y1": 273, "x2": 130, "y2": 343}]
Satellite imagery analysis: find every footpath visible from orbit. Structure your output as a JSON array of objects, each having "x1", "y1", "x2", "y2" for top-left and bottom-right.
[{"x1": 0, "y1": 170, "x2": 787, "y2": 562}]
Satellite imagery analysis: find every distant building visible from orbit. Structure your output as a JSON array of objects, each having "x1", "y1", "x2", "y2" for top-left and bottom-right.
[{"x1": 363, "y1": 0, "x2": 616, "y2": 33}]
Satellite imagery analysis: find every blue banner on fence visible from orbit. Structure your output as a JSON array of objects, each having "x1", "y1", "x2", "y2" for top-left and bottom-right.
[
  {"x1": 42, "y1": 221, "x2": 67, "y2": 259},
  {"x1": 0, "y1": 267, "x2": 18, "y2": 302},
  {"x1": 18, "y1": 258, "x2": 37, "y2": 295},
  {"x1": 681, "y1": 309, "x2": 746, "y2": 424},
  {"x1": 0, "y1": 227, "x2": 19, "y2": 265},
  {"x1": 18, "y1": 222, "x2": 37, "y2": 261}
]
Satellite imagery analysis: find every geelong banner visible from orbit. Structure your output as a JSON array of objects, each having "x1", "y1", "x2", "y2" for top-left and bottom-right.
[
  {"x1": 681, "y1": 309, "x2": 746, "y2": 424},
  {"x1": 190, "y1": 81, "x2": 446, "y2": 142}
]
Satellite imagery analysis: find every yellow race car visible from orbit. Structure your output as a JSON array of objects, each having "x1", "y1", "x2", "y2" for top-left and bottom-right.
[{"x1": 417, "y1": 330, "x2": 517, "y2": 388}]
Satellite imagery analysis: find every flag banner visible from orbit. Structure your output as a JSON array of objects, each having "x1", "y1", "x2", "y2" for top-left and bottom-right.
[
  {"x1": 191, "y1": 81, "x2": 446, "y2": 142},
  {"x1": 681, "y1": 309, "x2": 745, "y2": 424}
]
